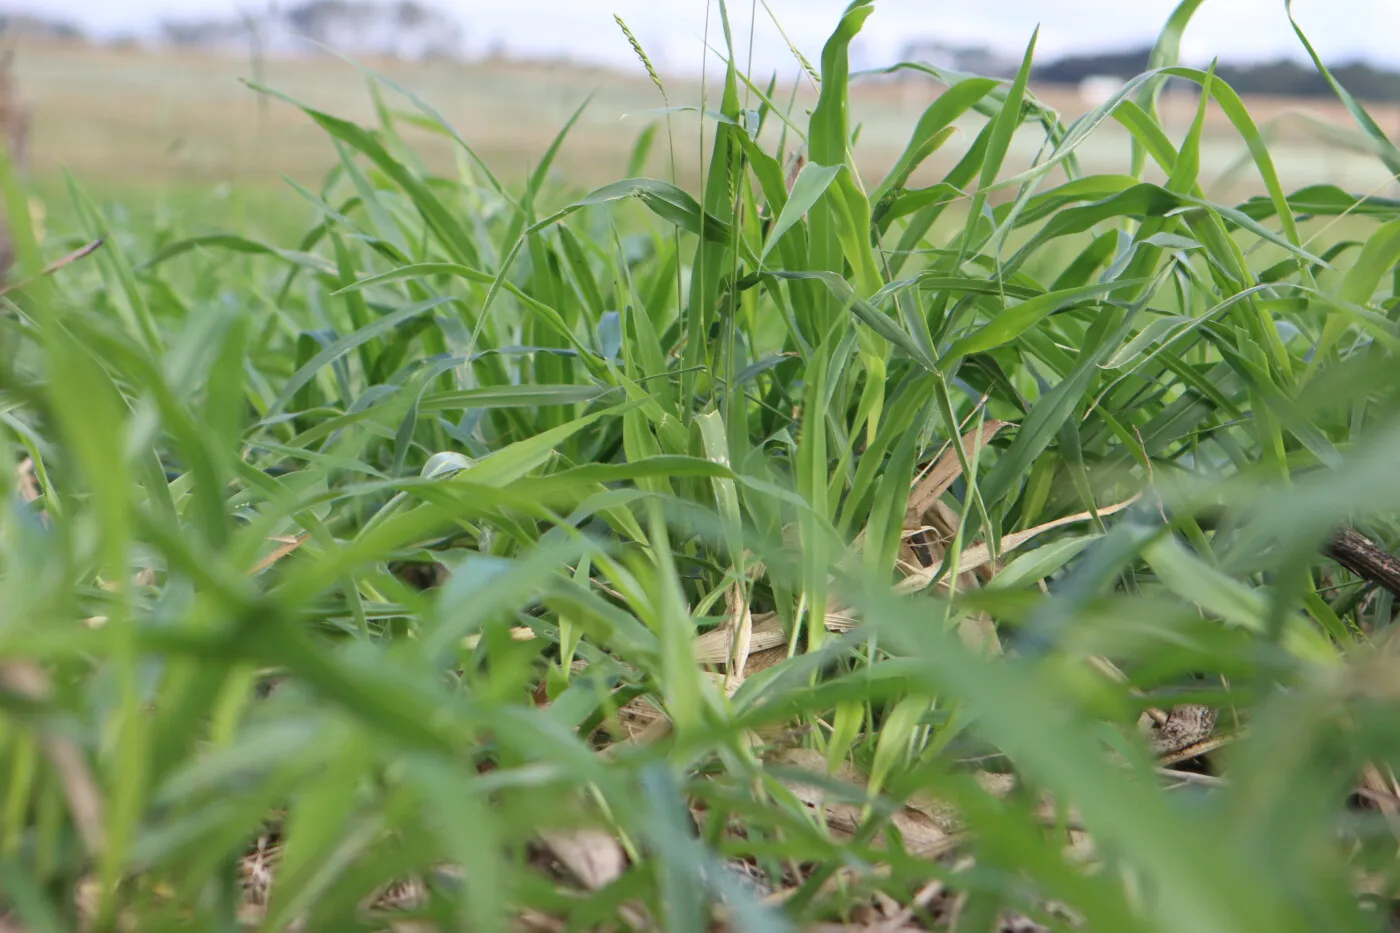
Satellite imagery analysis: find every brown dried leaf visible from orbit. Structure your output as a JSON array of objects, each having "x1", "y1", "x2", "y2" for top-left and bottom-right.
[
  {"x1": 805, "y1": 925, "x2": 922, "y2": 933},
  {"x1": 14, "y1": 456, "x2": 40, "y2": 505},
  {"x1": 957, "y1": 613, "x2": 1002, "y2": 656},
  {"x1": 460, "y1": 626, "x2": 538, "y2": 652},
  {"x1": 605, "y1": 696, "x2": 672, "y2": 747},
  {"x1": 740, "y1": 645, "x2": 789, "y2": 677},
  {"x1": 767, "y1": 748, "x2": 956, "y2": 857},
  {"x1": 538, "y1": 827, "x2": 626, "y2": 891},
  {"x1": 249, "y1": 534, "x2": 308, "y2": 575},
  {"x1": 1358, "y1": 763, "x2": 1400, "y2": 820},
  {"x1": 905, "y1": 419, "x2": 1011, "y2": 526},
  {"x1": 513, "y1": 909, "x2": 567, "y2": 932},
  {"x1": 896, "y1": 495, "x2": 1139, "y2": 594},
  {"x1": 694, "y1": 611, "x2": 783, "y2": 664}
]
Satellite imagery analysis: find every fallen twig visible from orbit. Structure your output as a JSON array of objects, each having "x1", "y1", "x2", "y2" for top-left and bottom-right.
[{"x1": 1327, "y1": 526, "x2": 1400, "y2": 599}]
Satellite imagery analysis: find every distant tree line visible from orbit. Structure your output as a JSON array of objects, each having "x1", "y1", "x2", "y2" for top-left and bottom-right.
[
  {"x1": 7, "y1": 9, "x2": 1400, "y2": 101},
  {"x1": 1033, "y1": 46, "x2": 1400, "y2": 101},
  {"x1": 160, "y1": 0, "x2": 463, "y2": 61},
  {"x1": 0, "y1": 13, "x2": 85, "y2": 41}
]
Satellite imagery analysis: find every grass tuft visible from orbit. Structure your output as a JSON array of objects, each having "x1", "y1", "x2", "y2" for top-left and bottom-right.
[{"x1": 6, "y1": 4, "x2": 1400, "y2": 932}]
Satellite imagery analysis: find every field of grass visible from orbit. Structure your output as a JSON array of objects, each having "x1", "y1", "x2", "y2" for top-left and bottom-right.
[
  {"x1": 16, "y1": 38, "x2": 1400, "y2": 202},
  {"x1": 9, "y1": 2, "x2": 1400, "y2": 931}
]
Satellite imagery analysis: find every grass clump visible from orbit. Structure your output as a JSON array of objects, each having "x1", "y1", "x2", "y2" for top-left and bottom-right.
[{"x1": 7, "y1": 2, "x2": 1400, "y2": 931}]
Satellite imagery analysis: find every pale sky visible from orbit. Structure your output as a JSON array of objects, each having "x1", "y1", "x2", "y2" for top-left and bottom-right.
[{"x1": 23, "y1": 0, "x2": 1400, "y2": 74}]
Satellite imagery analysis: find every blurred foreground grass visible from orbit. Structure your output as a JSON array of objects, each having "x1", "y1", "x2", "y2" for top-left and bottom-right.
[{"x1": 7, "y1": 2, "x2": 1400, "y2": 932}]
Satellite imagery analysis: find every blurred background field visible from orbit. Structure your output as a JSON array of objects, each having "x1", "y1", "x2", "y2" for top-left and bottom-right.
[{"x1": 13, "y1": 35, "x2": 1400, "y2": 235}]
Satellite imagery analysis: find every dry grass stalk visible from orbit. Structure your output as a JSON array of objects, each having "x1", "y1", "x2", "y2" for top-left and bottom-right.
[
  {"x1": 0, "y1": 237, "x2": 103, "y2": 298},
  {"x1": 723, "y1": 582, "x2": 755, "y2": 692},
  {"x1": 692, "y1": 609, "x2": 858, "y2": 667}
]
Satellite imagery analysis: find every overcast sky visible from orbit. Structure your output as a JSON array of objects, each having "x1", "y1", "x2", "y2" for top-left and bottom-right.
[{"x1": 24, "y1": 0, "x2": 1400, "y2": 74}]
